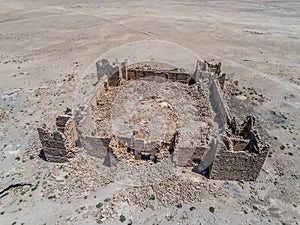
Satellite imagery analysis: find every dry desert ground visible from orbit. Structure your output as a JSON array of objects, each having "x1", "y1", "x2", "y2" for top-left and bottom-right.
[{"x1": 0, "y1": 0, "x2": 299, "y2": 224}]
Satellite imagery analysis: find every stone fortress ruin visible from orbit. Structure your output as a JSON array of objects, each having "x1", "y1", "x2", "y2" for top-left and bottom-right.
[{"x1": 38, "y1": 41, "x2": 270, "y2": 181}]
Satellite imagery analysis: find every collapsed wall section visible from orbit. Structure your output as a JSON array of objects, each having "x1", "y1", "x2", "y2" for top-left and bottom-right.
[{"x1": 75, "y1": 60, "x2": 119, "y2": 158}]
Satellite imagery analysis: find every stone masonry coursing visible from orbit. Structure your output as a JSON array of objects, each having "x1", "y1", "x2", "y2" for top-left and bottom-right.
[{"x1": 37, "y1": 108, "x2": 78, "y2": 162}]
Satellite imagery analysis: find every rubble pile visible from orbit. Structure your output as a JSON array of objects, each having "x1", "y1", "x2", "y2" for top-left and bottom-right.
[
  {"x1": 41, "y1": 154, "x2": 111, "y2": 199},
  {"x1": 93, "y1": 85, "x2": 123, "y2": 137},
  {"x1": 115, "y1": 175, "x2": 205, "y2": 208}
]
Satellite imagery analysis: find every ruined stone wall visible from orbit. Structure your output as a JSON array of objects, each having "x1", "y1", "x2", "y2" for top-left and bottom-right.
[
  {"x1": 131, "y1": 139, "x2": 145, "y2": 151},
  {"x1": 38, "y1": 127, "x2": 69, "y2": 163},
  {"x1": 75, "y1": 79, "x2": 107, "y2": 138},
  {"x1": 64, "y1": 117, "x2": 78, "y2": 148},
  {"x1": 38, "y1": 112, "x2": 79, "y2": 162},
  {"x1": 176, "y1": 147, "x2": 194, "y2": 166},
  {"x1": 79, "y1": 136, "x2": 110, "y2": 158},
  {"x1": 108, "y1": 72, "x2": 120, "y2": 86},
  {"x1": 210, "y1": 147, "x2": 268, "y2": 181},
  {"x1": 206, "y1": 77, "x2": 269, "y2": 181},
  {"x1": 176, "y1": 146, "x2": 207, "y2": 167},
  {"x1": 75, "y1": 60, "x2": 120, "y2": 139},
  {"x1": 75, "y1": 80, "x2": 114, "y2": 157},
  {"x1": 192, "y1": 146, "x2": 208, "y2": 163},
  {"x1": 203, "y1": 78, "x2": 229, "y2": 174},
  {"x1": 75, "y1": 61, "x2": 122, "y2": 157},
  {"x1": 126, "y1": 69, "x2": 192, "y2": 84},
  {"x1": 56, "y1": 115, "x2": 71, "y2": 133},
  {"x1": 209, "y1": 77, "x2": 231, "y2": 133}
]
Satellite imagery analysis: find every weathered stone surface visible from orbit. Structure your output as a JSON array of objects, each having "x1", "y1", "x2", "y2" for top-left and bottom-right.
[
  {"x1": 126, "y1": 68, "x2": 193, "y2": 84},
  {"x1": 56, "y1": 115, "x2": 71, "y2": 130},
  {"x1": 209, "y1": 78, "x2": 230, "y2": 132},
  {"x1": 217, "y1": 73, "x2": 226, "y2": 90},
  {"x1": 177, "y1": 147, "x2": 196, "y2": 167},
  {"x1": 37, "y1": 126, "x2": 69, "y2": 163},
  {"x1": 210, "y1": 148, "x2": 268, "y2": 181},
  {"x1": 38, "y1": 109, "x2": 78, "y2": 163},
  {"x1": 79, "y1": 136, "x2": 109, "y2": 158},
  {"x1": 107, "y1": 72, "x2": 120, "y2": 86}
]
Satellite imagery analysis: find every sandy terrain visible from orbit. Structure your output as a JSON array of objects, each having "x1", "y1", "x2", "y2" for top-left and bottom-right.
[{"x1": 0, "y1": 0, "x2": 299, "y2": 224}]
